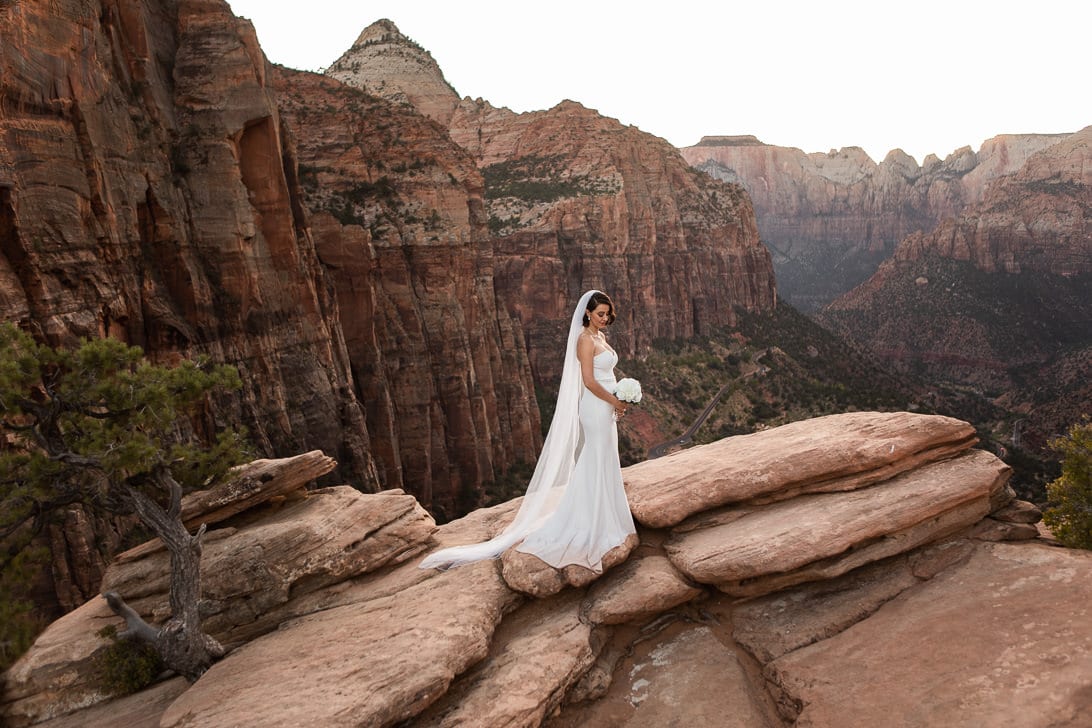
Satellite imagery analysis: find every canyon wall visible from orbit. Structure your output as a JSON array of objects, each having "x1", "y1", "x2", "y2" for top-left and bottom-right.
[
  {"x1": 331, "y1": 21, "x2": 778, "y2": 382},
  {"x1": 0, "y1": 0, "x2": 373, "y2": 491},
  {"x1": 0, "y1": 0, "x2": 540, "y2": 615},
  {"x1": 821, "y1": 127, "x2": 1092, "y2": 443},
  {"x1": 450, "y1": 98, "x2": 777, "y2": 380},
  {"x1": 681, "y1": 133, "x2": 1070, "y2": 310},
  {"x1": 272, "y1": 67, "x2": 540, "y2": 517}
]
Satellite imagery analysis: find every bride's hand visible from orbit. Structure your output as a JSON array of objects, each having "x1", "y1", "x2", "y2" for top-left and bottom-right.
[{"x1": 614, "y1": 399, "x2": 627, "y2": 418}]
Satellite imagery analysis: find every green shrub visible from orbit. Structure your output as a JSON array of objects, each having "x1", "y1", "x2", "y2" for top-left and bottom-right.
[
  {"x1": 92, "y1": 625, "x2": 165, "y2": 696},
  {"x1": 1043, "y1": 421, "x2": 1092, "y2": 549},
  {"x1": 0, "y1": 547, "x2": 46, "y2": 672}
]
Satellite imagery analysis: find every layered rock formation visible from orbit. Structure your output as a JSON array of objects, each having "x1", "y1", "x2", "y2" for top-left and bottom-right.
[
  {"x1": 329, "y1": 21, "x2": 777, "y2": 382},
  {"x1": 0, "y1": 0, "x2": 542, "y2": 589},
  {"x1": 6, "y1": 412, "x2": 1087, "y2": 728},
  {"x1": 0, "y1": 0, "x2": 379, "y2": 483},
  {"x1": 271, "y1": 66, "x2": 540, "y2": 517},
  {"x1": 326, "y1": 18, "x2": 460, "y2": 127},
  {"x1": 681, "y1": 133, "x2": 1071, "y2": 310},
  {"x1": 450, "y1": 99, "x2": 777, "y2": 380},
  {"x1": 821, "y1": 128, "x2": 1092, "y2": 443}
]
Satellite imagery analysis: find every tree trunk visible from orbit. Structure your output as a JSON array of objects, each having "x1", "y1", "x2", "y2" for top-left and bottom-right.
[{"x1": 105, "y1": 469, "x2": 224, "y2": 681}]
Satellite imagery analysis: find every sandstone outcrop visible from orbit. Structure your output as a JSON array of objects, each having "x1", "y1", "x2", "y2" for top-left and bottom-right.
[
  {"x1": 759, "y1": 542, "x2": 1092, "y2": 726},
  {"x1": 665, "y1": 449, "x2": 1006, "y2": 597},
  {"x1": 501, "y1": 534, "x2": 640, "y2": 599},
  {"x1": 581, "y1": 555, "x2": 701, "y2": 626},
  {"x1": 0, "y1": 452, "x2": 429, "y2": 725},
  {"x1": 330, "y1": 21, "x2": 777, "y2": 383},
  {"x1": 326, "y1": 19, "x2": 460, "y2": 127},
  {"x1": 0, "y1": 0, "x2": 543, "y2": 604},
  {"x1": 821, "y1": 127, "x2": 1092, "y2": 444},
  {"x1": 624, "y1": 411, "x2": 978, "y2": 526},
  {"x1": 681, "y1": 133, "x2": 1071, "y2": 309},
  {"x1": 272, "y1": 64, "x2": 540, "y2": 517},
  {"x1": 7, "y1": 412, "x2": 1082, "y2": 728}
]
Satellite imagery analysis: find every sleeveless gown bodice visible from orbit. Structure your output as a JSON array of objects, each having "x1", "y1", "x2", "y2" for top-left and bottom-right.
[{"x1": 514, "y1": 347, "x2": 636, "y2": 571}]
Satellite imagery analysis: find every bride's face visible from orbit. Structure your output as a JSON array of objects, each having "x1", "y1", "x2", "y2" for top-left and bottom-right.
[{"x1": 588, "y1": 304, "x2": 612, "y2": 332}]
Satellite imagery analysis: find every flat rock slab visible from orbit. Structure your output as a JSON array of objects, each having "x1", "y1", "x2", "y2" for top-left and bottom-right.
[
  {"x1": 103, "y1": 487, "x2": 435, "y2": 641},
  {"x1": 665, "y1": 449, "x2": 1008, "y2": 597},
  {"x1": 417, "y1": 593, "x2": 599, "y2": 728},
  {"x1": 552, "y1": 624, "x2": 775, "y2": 727},
  {"x1": 765, "y1": 542, "x2": 1092, "y2": 727},
  {"x1": 502, "y1": 534, "x2": 639, "y2": 598},
  {"x1": 181, "y1": 450, "x2": 338, "y2": 529},
  {"x1": 625, "y1": 411, "x2": 977, "y2": 527},
  {"x1": 160, "y1": 560, "x2": 520, "y2": 727},
  {"x1": 582, "y1": 555, "x2": 702, "y2": 626},
  {"x1": 34, "y1": 677, "x2": 189, "y2": 728},
  {"x1": 732, "y1": 554, "x2": 924, "y2": 664}
]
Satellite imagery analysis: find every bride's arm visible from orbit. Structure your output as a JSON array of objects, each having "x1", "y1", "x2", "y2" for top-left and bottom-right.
[{"x1": 577, "y1": 335, "x2": 627, "y2": 416}]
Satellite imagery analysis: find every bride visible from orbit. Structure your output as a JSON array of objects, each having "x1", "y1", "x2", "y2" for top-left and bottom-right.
[{"x1": 420, "y1": 290, "x2": 636, "y2": 572}]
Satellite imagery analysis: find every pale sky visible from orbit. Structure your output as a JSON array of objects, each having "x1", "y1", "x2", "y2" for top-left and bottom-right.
[{"x1": 225, "y1": 0, "x2": 1089, "y2": 165}]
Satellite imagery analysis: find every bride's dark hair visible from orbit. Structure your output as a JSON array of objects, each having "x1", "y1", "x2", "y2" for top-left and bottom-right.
[{"x1": 582, "y1": 291, "x2": 617, "y2": 327}]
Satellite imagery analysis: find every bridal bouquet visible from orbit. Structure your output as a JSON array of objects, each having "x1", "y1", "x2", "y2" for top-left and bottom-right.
[{"x1": 614, "y1": 377, "x2": 643, "y2": 404}]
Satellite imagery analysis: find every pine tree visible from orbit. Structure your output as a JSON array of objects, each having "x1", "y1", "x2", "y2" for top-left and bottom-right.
[{"x1": 0, "y1": 323, "x2": 245, "y2": 678}]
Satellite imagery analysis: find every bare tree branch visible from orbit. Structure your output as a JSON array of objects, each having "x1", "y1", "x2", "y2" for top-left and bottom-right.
[{"x1": 102, "y1": 591, "x2": 159, "y2": 642}]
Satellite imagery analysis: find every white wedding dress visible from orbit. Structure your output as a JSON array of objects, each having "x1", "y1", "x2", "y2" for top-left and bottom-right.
[
  {"x1": 513, "y1": 347, "x2": 635, "y2": 570},
  {"x1": 419, "y1": 290, "x2": 636, "y2": 573}
]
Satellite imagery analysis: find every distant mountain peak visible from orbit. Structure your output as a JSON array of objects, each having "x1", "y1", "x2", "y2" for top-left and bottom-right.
[
  {"x1": 328, "y1": 18, "x2": 459, "y2": 126},
  {"x1": 695, "y1": 135, "x2": 766, "y2": 147},
  {"x1": 355, "y1": 18, "x2": 400, "y2": 40}
]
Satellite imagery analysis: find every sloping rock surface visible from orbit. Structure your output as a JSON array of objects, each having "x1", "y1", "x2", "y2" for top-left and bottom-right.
[
  {"x1": 624, "y1": 410, "x2": 978, "y2": 527},
  {"x1": 0, "y1": 456, "x2": 433, "y2": 726},
  {"x1": 160, "y1": 561, "x2": 519, "y2": 728},
  {"x1": 763, "y1": 542, "x2": 1092, "y2": 726},
  {"x1": 5, "y1": 413, "x2": 1082, "y2": 728},
  {"x1": 666, "y1": 448, "x2": 1006, "y2": 597}
]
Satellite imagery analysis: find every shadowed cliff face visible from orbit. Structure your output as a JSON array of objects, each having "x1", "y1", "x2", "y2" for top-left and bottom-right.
[
  {"x1": 0, "y1": 0, "x2": 376, "y2": 483},
  {"x1": 0, "y1": 0, "x2": 542, "y2": 612},
  {"x1": 0, "y1": 0, "x2": 376, "y2": 608},
  {"x1": 272, "y1": 67, "x2": 541, "y2": 518},
  {"x1": 681, "y1": 133, "x2": 1071, "y2": 311},
  {"x1": 449, "y1": 99, "x2": 778, "y2": 383},
  {"x1": 327, "y1": 20, "x2": 777, "y2": 386},
  {"x1": 821, "y1": 128, "x2": 1092, "y2": 446}
]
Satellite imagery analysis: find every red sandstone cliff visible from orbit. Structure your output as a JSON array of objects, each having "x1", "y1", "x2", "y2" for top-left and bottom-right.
[
  {"x1": 272, "y1": 67, "x2": 540, "y2": 517},
  {"x1": 0, "y1": 0, "x2": 377, "y2": 484},
  {"x1": 0, "y1": 0, "x2": 540, "y2": 612},
  {"x1": 681, "y1": 133, "x2": 1070, "y2": 310},
  {"x1": 821, "y1": 127, "x2": 1092, "y2": 443},
  {"x1": 328, "y1": 21, "x2": 777, "y2": 382},
  {"x1": 450, "y1": 99, "x2": 776, "y2": 380}
]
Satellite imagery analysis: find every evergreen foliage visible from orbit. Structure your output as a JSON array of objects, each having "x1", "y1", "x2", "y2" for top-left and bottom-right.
[
  {"x1": 92, "y1": 624, "x2": 166, "y2": 696},
  {"x1": 0, "y1": 323, "x2": 246, "y2": 673},
  {"x1": 1043, "y1": 421, "x2": 1092, "y2": 550}
]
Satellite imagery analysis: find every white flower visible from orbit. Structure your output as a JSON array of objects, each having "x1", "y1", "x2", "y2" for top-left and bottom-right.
[{"x1": 614, "y1": 377, "x2": 642, "y2": 404}]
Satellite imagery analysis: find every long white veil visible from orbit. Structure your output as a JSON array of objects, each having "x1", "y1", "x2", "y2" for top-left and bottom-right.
[{"x1": 419, "y1": 290, "x2": 600, "y2": 570}]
